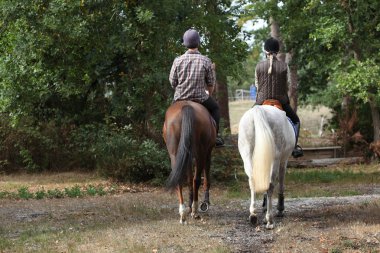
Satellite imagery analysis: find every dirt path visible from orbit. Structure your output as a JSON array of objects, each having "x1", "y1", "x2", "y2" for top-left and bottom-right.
[
  {"x1": 1, "y1": 192, "x2": 380, "y2": 252},
  {"x1": 219, "y1": 194, "x2": 380, "y2": 252}
]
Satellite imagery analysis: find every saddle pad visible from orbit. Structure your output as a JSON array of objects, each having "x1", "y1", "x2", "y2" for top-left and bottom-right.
[{"x1": 263, "y1": 99, "x2": 283, "y2": 111}]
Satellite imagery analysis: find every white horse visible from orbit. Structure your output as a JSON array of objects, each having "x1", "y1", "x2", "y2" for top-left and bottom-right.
[{"x1": 238, "y1": 104, "x2": 296, "y2": 229}]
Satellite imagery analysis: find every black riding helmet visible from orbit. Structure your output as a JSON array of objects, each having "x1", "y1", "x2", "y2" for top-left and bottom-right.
[{"x1": 264, "y1": 37, "x2": 279, "y2": 54}]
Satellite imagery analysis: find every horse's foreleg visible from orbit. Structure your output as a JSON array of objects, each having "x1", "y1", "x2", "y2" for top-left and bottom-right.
[
  {"x1": 191, "y1": 166, "x2": 202, "y2": 219},
  {"x1": 176, "y1": 185, "x2": 188, "y2": 224},
  {"x1": 264, "y1": 183, "x2": 275, "y2": 229},
  {"x1": 200, "y1": 152, "x2": 211, "y2": 212}
]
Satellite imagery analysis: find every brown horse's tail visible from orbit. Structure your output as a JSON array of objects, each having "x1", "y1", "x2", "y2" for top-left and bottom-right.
[{"x1": 166, "y1": 105, "x2": 194, "y2": 190}]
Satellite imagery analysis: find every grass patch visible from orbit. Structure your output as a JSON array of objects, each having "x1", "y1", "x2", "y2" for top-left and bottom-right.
[
  {"x1": 229, "y1": 165, "x2": 380, "y2": 198},
  {"x1": 286, "y1": 168, "x2": 380, "y2": 184},
  {"x1": 225, "y1": 180, "x2": 250, "y2": 199},
  {"x1": 0, "y1": 184, "x2": 114, "y2": 200},
  {"x1": 0, "y1": 237, "x2": 12, "y2": 251}
]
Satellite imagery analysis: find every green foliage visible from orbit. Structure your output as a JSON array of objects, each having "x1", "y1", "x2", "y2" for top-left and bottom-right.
[
  {"x1": 19, "y1": 148, "x2": 40, "y2": 172},
  {"x1": 35, "y1": 189, "x2": 47, "y2": 200},
  {"x1": 17, "y1": 186, "x2": 33, "y2": 200},
  {"x1": 94, "y1": 125, "x2": 170, "y2": 182},
  {"x1": 334, "y1": 59, "x2": 380, "y2": 103},
  {"x1": 85, "y1": 185, "x2": 97, "y2": 196},
  {"x1": 0, "y1": 184, "x2": 112, "y2": 200},
  {"x1": 211, "y1": 145, "x2": 243, "y2": 182},
  {"x1": 64, "y1": 185, "x2": 82, "y2": 198},
  {"x1": 0, "y1": 0, "x2": 248, "y2": 179},
  {"x1": 244, "y1": 0, "x2": 380, "y2": 141}
]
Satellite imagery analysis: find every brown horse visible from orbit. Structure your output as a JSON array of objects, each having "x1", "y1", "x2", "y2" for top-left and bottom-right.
[{"x1": 163, "y1": 100, "x2": 216, "y2": 224}]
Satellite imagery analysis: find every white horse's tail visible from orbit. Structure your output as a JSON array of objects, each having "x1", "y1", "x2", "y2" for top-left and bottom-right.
[{"x1": 252, "y1": 106, "x2": 275, "y2": 193}]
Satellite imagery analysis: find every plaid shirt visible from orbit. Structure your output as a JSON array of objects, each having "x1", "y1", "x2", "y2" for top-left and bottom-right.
[{"x1": 169, "y1": 50, "x2": 215, "y2": 103}]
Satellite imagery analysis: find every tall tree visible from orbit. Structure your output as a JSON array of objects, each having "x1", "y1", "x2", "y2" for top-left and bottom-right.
[
  {"x1": 244, "y1": 0, "x2": 380, "y2": 142},
  {"x1": 0, "y1": 0, "x2": 248, "y2": 171},
  {"x1": 198, "y1": 0, "x2": 248, "y2": 133}
]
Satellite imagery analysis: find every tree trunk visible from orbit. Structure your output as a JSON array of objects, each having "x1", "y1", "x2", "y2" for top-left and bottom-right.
[
  {"x1": 270, "y1": 17, "x2": 299, "y2": 112},
  {"x1": 286, "y1": 52, "x2": 298, "y2": 112},
  {"x1": 215, "y1": 72, "x2": 230, "y2": 133},
  {"x1": 269, "y1": 17, "x2": 285, "y2": 62},
  {"x1": 368, "y1": 95, "x2": 380, "y2": 141}
]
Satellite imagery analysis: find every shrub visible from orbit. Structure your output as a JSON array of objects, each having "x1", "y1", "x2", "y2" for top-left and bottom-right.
[
  {"x1": 94, "y1": 125, "x2": 170, "y2": 183},
  {"x1": 17, "y1": 187, "x2": 34, "y2": 200}
]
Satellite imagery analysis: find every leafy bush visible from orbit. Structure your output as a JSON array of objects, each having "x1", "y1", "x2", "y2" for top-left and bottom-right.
[
  {"x1": 94, "y1": 125, "x2": 170, "y2": 183},
  {"x1": 211, "y1": 138, "x2": 243, "y2": 182},
  {"x1": 64, "y1": 185, "x2": 83, "y2": 198},
  {"x1": 35, "y1": 189, "x2": 47, "y2": 200},
  {"x1": 17, "y1": 187, "x2": 33, "y2": 200}
]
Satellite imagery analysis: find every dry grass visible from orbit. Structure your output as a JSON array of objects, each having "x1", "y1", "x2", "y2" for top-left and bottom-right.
[
  {"x1": 229, "y1": 100, "x2": 254, "y2": 134},
  {"x1": 1, "y1": 188, "x2": 379, "y2": 252},
  {"x1": 0, "y1": 188, "x2": 233, "y2": 253},
  {"x1": 229, "y1": 101, "x2": 336, "y2": 147},
  {"x1": 0, "y1": 171, "x2": 106, "y2": 192},
  {"x1": 272, "y1": 200, "x2": 380, "y2": 253},
  {"x1": 1, "y1": 168, "x2": 380, "y2": 252}
]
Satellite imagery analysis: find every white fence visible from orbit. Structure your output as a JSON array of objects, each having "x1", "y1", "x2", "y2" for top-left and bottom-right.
[{"x1": 229, "y1": 89, "x2": 255, "y2": 101}]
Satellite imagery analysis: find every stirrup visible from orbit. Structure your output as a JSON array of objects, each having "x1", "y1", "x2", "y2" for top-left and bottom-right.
[
  {"x1": 215, "y1": 137, "x2": 225, "y2": 147},
  {"x1": 292, "y1": 145, "x2": 303, "y2": 158}
]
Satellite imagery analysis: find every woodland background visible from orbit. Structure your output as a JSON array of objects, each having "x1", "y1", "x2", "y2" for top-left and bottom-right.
[{"x1": 0, "y1": 0, "x2": 379, "y2": 182}]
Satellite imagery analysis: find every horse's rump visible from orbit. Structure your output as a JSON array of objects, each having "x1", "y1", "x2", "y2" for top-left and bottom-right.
[
  {"x1": 163, "y1": 100, "x2": 217, "y2": 223},
  {"x1": 238, "y1": 104, "x2": 296, "y2": 228},
  {"x1": 163, "y1": 101, "x2": 216, "y2": 189},
  {"x1": 239, "y1": 105, "x2": 295, "y2": 192}
]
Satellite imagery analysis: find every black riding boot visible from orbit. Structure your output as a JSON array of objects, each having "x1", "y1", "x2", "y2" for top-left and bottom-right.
[
  {"x1": 215, "y1": 125, "x2": 224, "y2": 147},
  {"x1": 201, "y1": 97, "x2": 224, "y2": 147},
  {"x1": 292, "y1": 122, "x2": 303, "y2": 158}
]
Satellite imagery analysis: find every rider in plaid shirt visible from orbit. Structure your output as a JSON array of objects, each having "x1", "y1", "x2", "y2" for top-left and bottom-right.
[{"x1": 169, "y1": 29, "x2": 224, "y2": 147}]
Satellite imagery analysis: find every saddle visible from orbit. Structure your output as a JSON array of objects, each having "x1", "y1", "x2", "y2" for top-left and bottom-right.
[
  {"x1": 262, "y1": 99, "x2": 283, "y2": 111},
  {"x1": 262, "y1": 99, "x2": 296, "y2": 137}
]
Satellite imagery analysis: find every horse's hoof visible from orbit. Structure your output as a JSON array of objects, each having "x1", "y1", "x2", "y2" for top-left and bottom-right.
[
  {"x1": 266, "y1": 223, "x2": 274, "y2": 230},
  {"x1": 191, "y1": 213, "x2": 201, "y2": 220},
  {"x1": 249, "y1": 214, "x2": 257, "y2": 225},
  {"x1": 276, "y1": 211, "x2": 284, "y2": 217},
  {"x1": 180, "y1": 219, "x2": 187, "y2": 225},
  {"x1": 199, "y1": 202, "x2": 209, "y2": 212}
]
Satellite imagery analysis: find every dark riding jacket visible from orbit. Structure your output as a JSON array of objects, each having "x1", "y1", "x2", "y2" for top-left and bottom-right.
[{"x1": 255, "y1": 56, "x2": 290, "y2": 105}]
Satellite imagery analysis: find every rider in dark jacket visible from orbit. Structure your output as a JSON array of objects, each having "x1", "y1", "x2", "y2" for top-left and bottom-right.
[{"x1": 255, "y1": 37, "x2": 303, "y2": 158}]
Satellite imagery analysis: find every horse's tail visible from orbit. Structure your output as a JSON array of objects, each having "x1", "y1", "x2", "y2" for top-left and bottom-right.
[
  {"x1": 166, "y1": 105, "x2": 194, "y2": 190},
  {"x1": 252, "y1": 106, "x2": 275, "y2": 193}
]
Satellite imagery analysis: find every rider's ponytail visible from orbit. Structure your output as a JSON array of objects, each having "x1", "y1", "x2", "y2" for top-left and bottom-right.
[{"x1": 268, "y1": 54, "x2": 273, "y2": 75}]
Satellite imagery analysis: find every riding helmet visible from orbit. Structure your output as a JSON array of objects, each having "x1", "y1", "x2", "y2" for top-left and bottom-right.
[
  {"x1": 264, "y1": 37, "x2": 280, "y2": 53},
  {"x1": 183, "y1": 29, "x2": 200, "y2": 48}
]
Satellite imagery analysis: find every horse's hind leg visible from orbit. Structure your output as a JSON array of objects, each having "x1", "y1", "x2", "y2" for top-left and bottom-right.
[
  {"x1": 248, "y1": 178, "x2": 258, "y2": 225},
  {"x1": 264, "y1": 183, "x2": 275, "y2": 229},
  {"x1": 191, "y1": 163, "x2": 203, "y2": 219},
  {"x1": 200, "y1": 151, "x2": 212, "y2": 212},
  {"x1": 277, "y1": 164, "x2": 286, "y2": 217}
]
